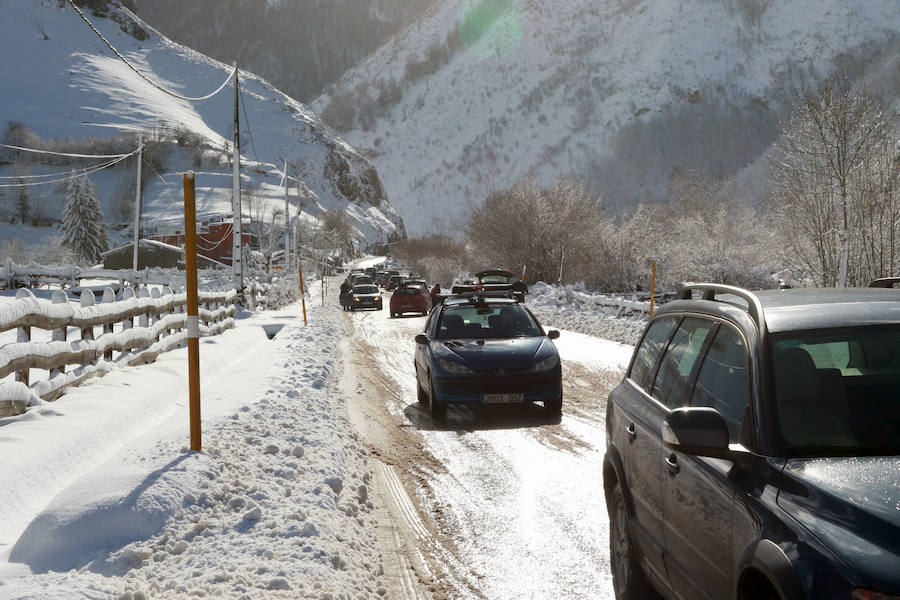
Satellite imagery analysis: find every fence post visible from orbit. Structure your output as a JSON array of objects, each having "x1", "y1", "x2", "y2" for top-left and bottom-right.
[
  {"x1": 650, "y1": 261, "x2": 657, "y2": 318},
  {"x1": 80, "y1": 290, "x2": 96, "y2": 366},
  {"x1": 102, "y1": 287, "x2": 115, "y2": 360},
  {"x1": 14, "y1": 288, "x2": 35, "y2": 386},
  {"x1": 50, "y1": 290, "x2": 68, "y2": 377},
  {"x1": 120, "y1": 287, "x2": 135, "y2": 360},
  {"x1": 150, "y1": 288, "x2": 162, "y2": 342}
]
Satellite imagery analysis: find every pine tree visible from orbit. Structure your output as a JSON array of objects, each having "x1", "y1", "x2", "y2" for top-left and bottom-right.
[{"x1": 61, "y1": 172, "x2": 110, "y2": 265}]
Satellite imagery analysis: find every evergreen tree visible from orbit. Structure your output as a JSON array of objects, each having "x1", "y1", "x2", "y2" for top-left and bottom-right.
[{"x1": 61, "y1": 172, "x2": 110, "y2": 265}]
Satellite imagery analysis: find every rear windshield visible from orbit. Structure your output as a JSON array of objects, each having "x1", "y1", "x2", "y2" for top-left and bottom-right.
[
  {"x1": 772, "y1": 326, "x2": 900, "y2": 456},
  {"x1": 480, "y1": 274, "x2": 513, "y2": 284},
  {"x1": 436, "y1": 304, "x2": 542, "y2": 339},
  {"x1": 394, "y1": 287, "x2": 421, "y2": 296},
  {"x1": 353, "y1": 285, "x2": 378, "y2": 294}
]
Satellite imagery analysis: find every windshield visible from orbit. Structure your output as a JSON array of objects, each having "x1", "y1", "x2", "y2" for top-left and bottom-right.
[
  {"x1": 394, "y1": 287, "x2": 421, "y2": 296},
  {"x1": 772, "y1": 326, "x2": 900, "y2": 456},
  {"x1": 436, "y1": 304, "x2": 542, "y2": 339},
  {"x1": 354, "y1": 285, "x2": 378, "y2": 294},
  {"x1": 480, "y1": 274, "x2": 513, "y2": 284}
]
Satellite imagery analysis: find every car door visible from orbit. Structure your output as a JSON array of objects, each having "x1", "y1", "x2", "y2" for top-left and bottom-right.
[
  {"x1": 611, "y1": 315, "x2": 679, "y2": 586},
  {"x1": 415, "y1": 307, "x2": 438, "y2": 391},
  {"x1": 662, "y1": 322, "x2": 750, "y2": 600}
]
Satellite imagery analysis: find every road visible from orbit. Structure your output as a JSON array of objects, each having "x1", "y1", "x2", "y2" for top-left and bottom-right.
[{"x1": 341, "y1": 294, "x2": 634, "y2": 600}]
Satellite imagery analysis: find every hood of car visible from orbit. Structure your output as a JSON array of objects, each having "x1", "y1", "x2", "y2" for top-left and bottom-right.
[
  {"x1": 777, "y1": 456, "x2": 900, "y2": 591},
  {"x1": 435, "y1": 337, "x2": 551, "y2": 370}
]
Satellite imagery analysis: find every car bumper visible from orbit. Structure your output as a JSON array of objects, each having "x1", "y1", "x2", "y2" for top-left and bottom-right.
[{"x1": 433, "y1": 370, "x2": 561, "y2": 404}]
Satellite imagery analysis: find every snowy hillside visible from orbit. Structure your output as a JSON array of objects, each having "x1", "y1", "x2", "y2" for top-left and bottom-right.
[
  {"x1": 0, "y1": 0, "x2": 405, "y2": 253},
  {"x1": 313, "y1": 0, "x2": 899, "y2": 234}
]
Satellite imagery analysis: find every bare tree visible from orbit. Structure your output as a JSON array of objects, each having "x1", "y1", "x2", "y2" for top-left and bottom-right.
[
  {"x1": 769, "y1": 78, "x2": 889, "y2": 286},
  {"x1": 468, "y1": 175, "x2": 603, "y2": 285}
]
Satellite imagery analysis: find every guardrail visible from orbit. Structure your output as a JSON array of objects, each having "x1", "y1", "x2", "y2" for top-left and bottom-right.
[{"x1": 0, "y1": 285, "x2": 236, "y2": 416}]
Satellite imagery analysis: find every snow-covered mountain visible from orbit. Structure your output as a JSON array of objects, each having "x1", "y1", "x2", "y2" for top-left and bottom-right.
[
  {"x1": 132, "y1": 0, "x2": 439, "y2": 102},
  {"x1": 0, "y1": 0, "x2": 405, "y2": 251},
  {"x1": 313, "y1": 0, "x2": 900, "y2": 235}
]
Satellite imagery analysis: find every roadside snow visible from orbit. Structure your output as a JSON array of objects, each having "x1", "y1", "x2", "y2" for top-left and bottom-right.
[
  {"x1": 0, "y1": 291, "x2": 386, "y2": 599},
  {"x1": 527, "y1": 282, "x2": 647, "y2": 346}
]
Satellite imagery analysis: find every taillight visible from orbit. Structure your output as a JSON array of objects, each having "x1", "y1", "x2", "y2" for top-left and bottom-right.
[{"x1": 852, "y1": 589, "x2": 900, "y2": 600}]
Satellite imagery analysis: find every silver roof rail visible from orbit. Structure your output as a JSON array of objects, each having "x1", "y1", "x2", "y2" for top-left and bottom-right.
[
  {"x1": 675, "y1": 282, "x2": 765, "y2": 332},
  {"x1": 869, "y1": 277, "x2": 900, "y2": 288}
]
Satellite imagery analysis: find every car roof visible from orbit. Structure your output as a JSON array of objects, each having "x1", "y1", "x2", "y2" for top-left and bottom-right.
[{"x1": 662, "y1": 287, "x2": 900, "y2": 333}]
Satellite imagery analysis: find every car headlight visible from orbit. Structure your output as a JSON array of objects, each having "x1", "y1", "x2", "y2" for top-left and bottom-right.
[
  {"x1": 354, "y1": 297, "x2": 360, "y2": 302},
  {"x1": 438, "y1": 358, "x2": 474, "y2": 374},
  {"x1": 530, "y1": 353, "x2": 559, "y2": 372}
]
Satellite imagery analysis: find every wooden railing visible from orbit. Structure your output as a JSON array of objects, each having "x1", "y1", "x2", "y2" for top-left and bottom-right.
[
  {"x1": 0, "y1": 285, "x2": 236, "y2": 416},
  {"x1": 0, "y1": 258, "x2": 233, "y2": 291}
]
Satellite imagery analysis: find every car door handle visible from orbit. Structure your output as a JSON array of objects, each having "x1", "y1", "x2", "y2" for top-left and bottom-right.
[
  {"x1": 625, "y1": 424, "x2": 636, "y2": 442},
  {"x1": 665, "y1": 454, "x2": 679, "y2": 475}
]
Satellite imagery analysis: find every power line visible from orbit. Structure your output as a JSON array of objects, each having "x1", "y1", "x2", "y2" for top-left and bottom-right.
[
  {"x1": 0, "y1": 151, "x2": 136, "y2": 188},
  {"x1": 0, "y1": 143, "x2": 137, "y2": 159},
  {"x1": 238, "y1": 87, "x2": 261, "y2": 168},
  {"x1": 64, "y1": 0, "x2": 236, "y2": 102}
]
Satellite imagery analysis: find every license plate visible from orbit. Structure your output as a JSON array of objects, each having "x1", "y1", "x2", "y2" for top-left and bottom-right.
[
  {"x1": 484, "y1": 393, "x2": 523, "y2": 404},
  {"x1": 402, "y1": 304, "x2": 413, "y2": 309}
]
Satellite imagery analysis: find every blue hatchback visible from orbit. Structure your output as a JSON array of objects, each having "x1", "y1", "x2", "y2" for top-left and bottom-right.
[{"x1": 413, "y1": 294, "x2": 562, "y2": 420}]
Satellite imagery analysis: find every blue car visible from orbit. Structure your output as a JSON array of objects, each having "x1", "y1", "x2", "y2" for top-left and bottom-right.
[{"x1": 413, "y1": 294, "x2": 562, "y2": 420}]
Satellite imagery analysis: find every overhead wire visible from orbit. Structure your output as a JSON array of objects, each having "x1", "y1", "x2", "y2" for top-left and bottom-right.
[
  {"x1": 140, "y1": 160, "x2": 233, "y2": 251},
  {"x1": 238, "y1": 87, "x2": 262, "y2": 169},
  {"x1": 0, "y1": 151, "x2": 136, "y2": 188},
  {"x1": 63, "y1": 0, "x2": 236, "y2": 102},
  {"x1": 0, "y1": 143, "x2": 137, "y2": 159}
]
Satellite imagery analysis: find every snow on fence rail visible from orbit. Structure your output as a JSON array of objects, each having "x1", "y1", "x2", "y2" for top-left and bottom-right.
[
  {"x1": 1, "y1": 258, "x2": 232, "y2": 291},
  {"x1": 529, "y1": 282, "x2": 656, "y2": 316},
  {"x1": 0, "y1": 285, "x2": 237, "y2": 416}
]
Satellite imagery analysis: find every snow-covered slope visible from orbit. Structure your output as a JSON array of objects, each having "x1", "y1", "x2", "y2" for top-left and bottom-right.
[
  {"x1": 0, "y1": 0, "x2": 405, "y2": 249},
  {"x1": 313, "y1": 0, "x2": 899, "y2": 234}
]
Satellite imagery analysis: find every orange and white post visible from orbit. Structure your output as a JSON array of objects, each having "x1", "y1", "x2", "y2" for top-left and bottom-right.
[
  {"x1": 298, "y1": 261, "x2": 308, "y2": 325},
  {"x1": 649, "y1": 260, "x2": 657, "y2": 317},
  {"x1": 183, "y1": 172, "x2": 202, "y2": 451}
]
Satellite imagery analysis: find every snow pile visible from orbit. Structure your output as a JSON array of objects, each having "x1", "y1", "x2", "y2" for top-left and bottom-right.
[
  {"x1": 527, "y1": 282, "x2": 647, "y2": 345},
  {"x1": 0, "y1": 295, "x2": 386, "y2": 599}
]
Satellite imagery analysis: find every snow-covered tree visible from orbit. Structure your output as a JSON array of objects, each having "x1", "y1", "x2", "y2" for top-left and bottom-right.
[{"x1": 61, "y1": 172, "x2": 109, "y2": 265}]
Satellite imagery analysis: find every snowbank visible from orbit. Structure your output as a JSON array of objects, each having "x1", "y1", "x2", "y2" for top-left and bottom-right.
[
  {"x1": 527, "y1": 282, "x2": 648, "y2": 346},
  {"x1": 0, "y1": 294, "x2": 386, "y2": 599}
]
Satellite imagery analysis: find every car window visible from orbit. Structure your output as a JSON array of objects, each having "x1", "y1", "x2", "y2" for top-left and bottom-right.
[
  {"x1": 629, "y1": 317, "x2": 678, "y2": 390},
  {"x1": 353, "y1": 285, "x2": 378, "y2": 294},
  {"x1": 773, "y1": 326, "x2": 900, "y2": 455},
  {"x1": 691, "y1": 325, "x2": 749, "y2": 442},
  {"x1": 650, "y1": 317, "x2": 713, "y2": 408},
  {"x1": 436, "y1": 304, "x2": 541, "y2": 339}
]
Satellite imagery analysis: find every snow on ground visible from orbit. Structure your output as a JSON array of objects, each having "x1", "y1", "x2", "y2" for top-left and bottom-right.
[
  {"x1": 526, "y1": 281, "x2": 647, "y2": 346},
  {"x1": 0, "y1": 261, "x2": 642, "y2": 599},
  {"x1": 0, "y1": 286, "x2": 386, "y2": 599}
]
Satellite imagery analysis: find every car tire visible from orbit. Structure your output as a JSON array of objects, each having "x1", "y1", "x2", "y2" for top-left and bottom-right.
[
  {"x1": 609, "y1": 480, "x2": 657, "y2": 600},
  {"x1": 545, "y1": 390, "x2": 563, "y2": 414},
  {"x1": 416, "y1": 367, "x2": 427, "y2": 405},
  {"x1": 428, "y1": 379, "x2": 446, "y2": 421}
]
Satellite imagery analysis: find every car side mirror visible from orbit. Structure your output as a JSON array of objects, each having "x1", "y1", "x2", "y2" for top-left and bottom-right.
[
  {"x1": 414, "y1": 333, "x2": 429, "y2": 345},
  {"x1": 548, "y1": 330, "x2": 560, "y2": 340},
  {"x1": 662, "y1": 407, "x2": 731, "y2": 459}
]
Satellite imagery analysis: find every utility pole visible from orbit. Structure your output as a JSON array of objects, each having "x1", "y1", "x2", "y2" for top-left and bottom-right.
[
  {"x1": 132, "y1": 134, "x2": 143, "y2": 273},
  {"x1": 284, "y1": 161, "x2": 290, "y2": 273},
  {"x1": 232, "y1": 63, "x2": 243, "y2": 294}
]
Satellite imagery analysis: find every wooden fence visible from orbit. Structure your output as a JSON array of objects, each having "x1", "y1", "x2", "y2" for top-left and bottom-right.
[
  {"x1": 0, "y1": 258, "x2": 233, "y2": 291},
  {"x1": 0, "y1": 285, "x2": 236, "y2": 416}
]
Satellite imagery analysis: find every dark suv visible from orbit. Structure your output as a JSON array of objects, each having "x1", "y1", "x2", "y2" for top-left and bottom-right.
[{"x1": 603, "y1": 283, "x2": 900, "y2": 600}]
